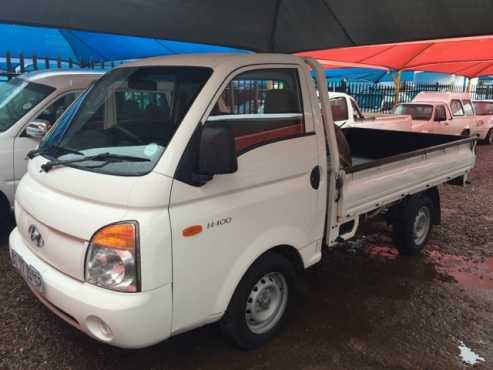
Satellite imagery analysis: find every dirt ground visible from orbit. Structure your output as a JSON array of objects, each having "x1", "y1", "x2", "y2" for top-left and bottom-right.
[{"x1": 1, "y1": 145, "x2": 492, "y2": 370}]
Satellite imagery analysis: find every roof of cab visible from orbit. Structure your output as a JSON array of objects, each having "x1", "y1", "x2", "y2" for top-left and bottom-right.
[
  {"x1": 413, "y1": 91, "x2": 471, "y2": 103},
  {"x1": 118, "y1": 53, "x2": 305, "y2": 70},
  {"x1": 20, "y1": 69, "x2": 104, "y2": 82}
]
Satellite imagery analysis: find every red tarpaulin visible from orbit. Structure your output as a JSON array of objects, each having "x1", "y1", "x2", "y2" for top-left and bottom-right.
[{"x1": 297, "y1": 36, "x2": 493, "y2": 78}]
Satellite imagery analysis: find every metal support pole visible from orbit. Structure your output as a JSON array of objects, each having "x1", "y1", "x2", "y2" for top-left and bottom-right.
[{"x1": 393, "y1": 70, "x2": 401, "y2": 105}]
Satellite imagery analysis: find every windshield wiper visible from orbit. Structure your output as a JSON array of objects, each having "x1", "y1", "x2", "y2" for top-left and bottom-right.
[
  {"x1": 27, "y1": 145, "x2": 83, "y2": 159},
  {"x1": 40, "y1": 152, "x2": 150, "y2": 173}
]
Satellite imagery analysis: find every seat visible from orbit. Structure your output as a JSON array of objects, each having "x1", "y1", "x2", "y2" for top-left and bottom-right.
[{"x1": 263, "y1": 89, "x2": 297, "y2": 114}]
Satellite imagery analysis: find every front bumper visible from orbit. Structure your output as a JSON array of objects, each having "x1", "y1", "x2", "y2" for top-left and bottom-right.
[{"x1": 9, "y1": 228, "x2": 172, "y2": 348}]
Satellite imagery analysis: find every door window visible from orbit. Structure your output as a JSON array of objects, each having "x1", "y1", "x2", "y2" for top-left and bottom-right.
[
  {"x1": 207, "y1": 69, "x2": 304, "y2": 155},
  {"x1": 462, "y1": 99, "x2": 474, "y2": 116},
  {"x1": 35, "y1": 92, "x2": 80, "y2": 126},
  {"x1": 329, "y1": 97, "x2": 348, "y2": 121},
  {"x1": 450, "y1": 99, "x2": 464, "y2": 116},
  {"x1": 434, "y1": 105, "x2": 447, "y2": 121}
]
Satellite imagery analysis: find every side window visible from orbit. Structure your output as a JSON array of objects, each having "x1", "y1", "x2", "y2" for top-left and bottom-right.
[
  {"x1": 207, "y1": 69, "x2": 304, "y2": 155},
  {"x1": 462, "y1": 99, "x2": 474, "y2": 116},
  {"x1": 450, "y1": 99, "x2": 464, "y2": 117},
  {"x1": 435, "y1": 105, "x2": 447, "y2": 121},
  {"x1": 329, "y1": 97, "x2": 348, "y2": 121},
  {"x1": 35, "y1": 91, "x2": 80, "y2": 125}
]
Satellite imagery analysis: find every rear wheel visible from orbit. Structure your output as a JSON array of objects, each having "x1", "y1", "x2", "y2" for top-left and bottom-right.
[
  {"x1": 220, "y1": 252, "x2": 295, "y2": 349},
  {"x1": 392, "y1": 194, "x2": 434, "y2": 256}
]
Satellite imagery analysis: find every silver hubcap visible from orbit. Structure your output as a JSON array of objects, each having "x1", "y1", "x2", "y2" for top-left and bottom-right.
[
  {"x1": 413, "y1": 206, "x2": 431, "y2": 246},
  {"x1": 245, "y1": 272, "x2": 288, "y2": 334}
]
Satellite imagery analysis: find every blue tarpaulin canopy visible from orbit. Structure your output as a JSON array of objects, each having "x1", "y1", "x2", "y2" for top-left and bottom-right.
[{"x1": 0, "y1": 23, "x2": 247, "y2": 63}]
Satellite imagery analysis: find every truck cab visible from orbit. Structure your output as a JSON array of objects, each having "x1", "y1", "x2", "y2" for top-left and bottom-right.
[{"x1": 329, "y1": 92, "x2": 412, "y2": 131}]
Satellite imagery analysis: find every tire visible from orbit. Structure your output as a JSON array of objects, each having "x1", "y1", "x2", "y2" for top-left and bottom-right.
[
  {"x1": 220, "y1": 252, "x2": 296, "y2": 350},
  {"x1": 392, "y1": 194, "x2": 434, "y2": 256},
  {"x1": 484, "y1": 129, "x2": 493, "y2": 145}
]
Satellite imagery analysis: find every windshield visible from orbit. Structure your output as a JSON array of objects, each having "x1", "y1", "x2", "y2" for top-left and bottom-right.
[
  {"x1": 473, "y1": 101, "x2": 493, "y2": 115},
  {"x1": 0, "y1": 78, "x2": 55, "y2": 132},
  {"x1": 393, "y1": 104, "x2": 433, "y2": 120},
  {"x1": 40, "y1": 66, "x2": 212, "y2": 176}
]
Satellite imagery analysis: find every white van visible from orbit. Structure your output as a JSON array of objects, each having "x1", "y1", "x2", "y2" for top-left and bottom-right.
[
  {"x1": 0, "y1": 70, "x2": 103, "y2": 223},
  {"x1": 9, "y1": 54, "x2": 476, "y2": 349}
]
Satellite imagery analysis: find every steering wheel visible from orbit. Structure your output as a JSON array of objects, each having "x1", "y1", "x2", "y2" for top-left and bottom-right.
[{"x1": 113, "y1": 125, "x2": 145, "y2": 145}]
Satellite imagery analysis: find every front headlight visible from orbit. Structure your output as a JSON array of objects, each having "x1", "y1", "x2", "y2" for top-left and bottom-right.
[{"x1": 85, "y1": 222, "x2": 140, "y2": 292}]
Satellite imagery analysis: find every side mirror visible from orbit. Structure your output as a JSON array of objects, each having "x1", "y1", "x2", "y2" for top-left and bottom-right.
[
  {"x1": 197, "y1": 125, "x2": 238, "y2": 181},
  {"x1": 25, "y1": 120, "x2": 51, "y2": 140}
]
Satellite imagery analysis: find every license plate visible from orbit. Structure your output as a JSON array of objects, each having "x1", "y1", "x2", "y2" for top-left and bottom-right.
[{"x1": 10, "y1": 249, "x2": 44, "y2": 293}]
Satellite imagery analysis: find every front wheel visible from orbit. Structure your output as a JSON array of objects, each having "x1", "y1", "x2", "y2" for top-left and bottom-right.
[
  {"x1": 392, "y1": 194, "x2": 434, "y2": 256},
  {"x1": 220, "y1": 252, "x2": 295, "y2": 349}
]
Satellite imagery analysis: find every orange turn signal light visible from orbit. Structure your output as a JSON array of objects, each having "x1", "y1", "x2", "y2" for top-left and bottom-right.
[
  {"x1": 182, "y1": 225, "x2": 203, "y2": 237},
  {"x1": 92, "y1": 223, "x2": 136, "y2": 250}
]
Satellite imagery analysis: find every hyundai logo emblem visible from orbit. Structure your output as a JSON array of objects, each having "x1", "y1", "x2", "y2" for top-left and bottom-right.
[{"x1": 28, "y1": 225, "x2": 44, "y2": 248}]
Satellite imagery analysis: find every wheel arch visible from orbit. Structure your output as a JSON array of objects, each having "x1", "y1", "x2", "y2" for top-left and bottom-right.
[
  {"x1": 213, "y1": 243, "x2": 304, "y2": 318},
  {"x1": 423, "y1": 187, "x2": 441, "y2": 225}
]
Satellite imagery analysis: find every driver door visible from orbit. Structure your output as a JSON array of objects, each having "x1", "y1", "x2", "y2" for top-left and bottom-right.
[
  {"x1": 168, "y1": 66, "x2": 324, "y2": 332},
  {"x1": 13, "y1": 91, "x2": 80, "y2": 188},
  {"x1": 431, "y1": 104, "x2": 453, "y2": 135}
]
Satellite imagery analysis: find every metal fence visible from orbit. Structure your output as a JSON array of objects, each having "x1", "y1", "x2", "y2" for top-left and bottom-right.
[
  {"x1": 0, "y1": 52, "x2": 122, "y2": 80},
  {"x1": 327, "y1": 80, "x2": 471, "y2": 113},
  {"x1": 3, "y1": 52, "x2": 493, "y2": 111}
]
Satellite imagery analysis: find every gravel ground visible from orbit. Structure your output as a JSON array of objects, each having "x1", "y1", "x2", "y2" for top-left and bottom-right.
[{"x1": 1, "y1": 145, "x2": 492, "y2": 370}]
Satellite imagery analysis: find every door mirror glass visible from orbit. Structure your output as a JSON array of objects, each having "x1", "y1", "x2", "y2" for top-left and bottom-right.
[
  {"x1": 25, "y1": 120, "x2": 50, "y2": 140},
  {"x1": 198, "y1": 125, "x2": 238, "y2": 178}
]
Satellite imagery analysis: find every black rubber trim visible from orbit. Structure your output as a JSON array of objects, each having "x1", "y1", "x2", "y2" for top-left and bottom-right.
[{"x1": 347, "y1": 136, "x2": 477, "y2": 174}]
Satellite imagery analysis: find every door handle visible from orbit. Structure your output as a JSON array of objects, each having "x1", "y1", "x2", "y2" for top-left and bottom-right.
[{"x1": 310, "y1": 166, "x2": 321, "y2": 189}]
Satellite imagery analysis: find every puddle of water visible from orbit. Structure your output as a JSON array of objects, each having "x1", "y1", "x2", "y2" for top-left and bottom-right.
[
  {"x1": 361, "y1": 243, "x2": 493, "y2": 290},
  {"x1": 427, "y1": 250, "x2": 493, "y2": 290},
  {"x1": 458, "y1": 341, "x2": 485, "y2": 365},
  {"x1": 364, "y1": 245, "x2": 399, "y2": 260}
]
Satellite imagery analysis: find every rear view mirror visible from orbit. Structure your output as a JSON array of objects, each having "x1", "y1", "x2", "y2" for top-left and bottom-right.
[
  {"x1": 197, "y1": 125, "x2": 238, "y2": 179},
  {"x1": 25, "y1": 120, "x2": 50, "y2": 140}
]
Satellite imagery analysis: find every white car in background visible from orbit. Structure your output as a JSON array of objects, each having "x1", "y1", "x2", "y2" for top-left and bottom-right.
[
  {"x1": 329, "y1": 92, "x2": 412, "y2": 130},
  {"x1": 472, "y1": 100, "x2": 493, "y2": 144},
  {"x1": 393, "y1": 92, "x2": 481, "y2": 137},
  {"x1": 0, "y1": 70, "x2": 103, "y2": 223}
]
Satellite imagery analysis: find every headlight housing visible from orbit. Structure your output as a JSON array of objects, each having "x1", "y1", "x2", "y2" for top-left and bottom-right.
[{"x1": 85, "y1": 222, "x2": 140, "y2": 292}]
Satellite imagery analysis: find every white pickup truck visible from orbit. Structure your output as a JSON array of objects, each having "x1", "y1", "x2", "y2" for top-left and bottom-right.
[
  {"x1": 329, "y1": 92, "x2": 412, "y2": 130},
  {"x1": 9, "y1": 54, "x2": 476, "y2": 350},
  {"x1": 0, "y1": 70, "x2": 102, "y2": 224},
  {"x1": 392, "y1": 92, "x2": 483, "y2": 138}
]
